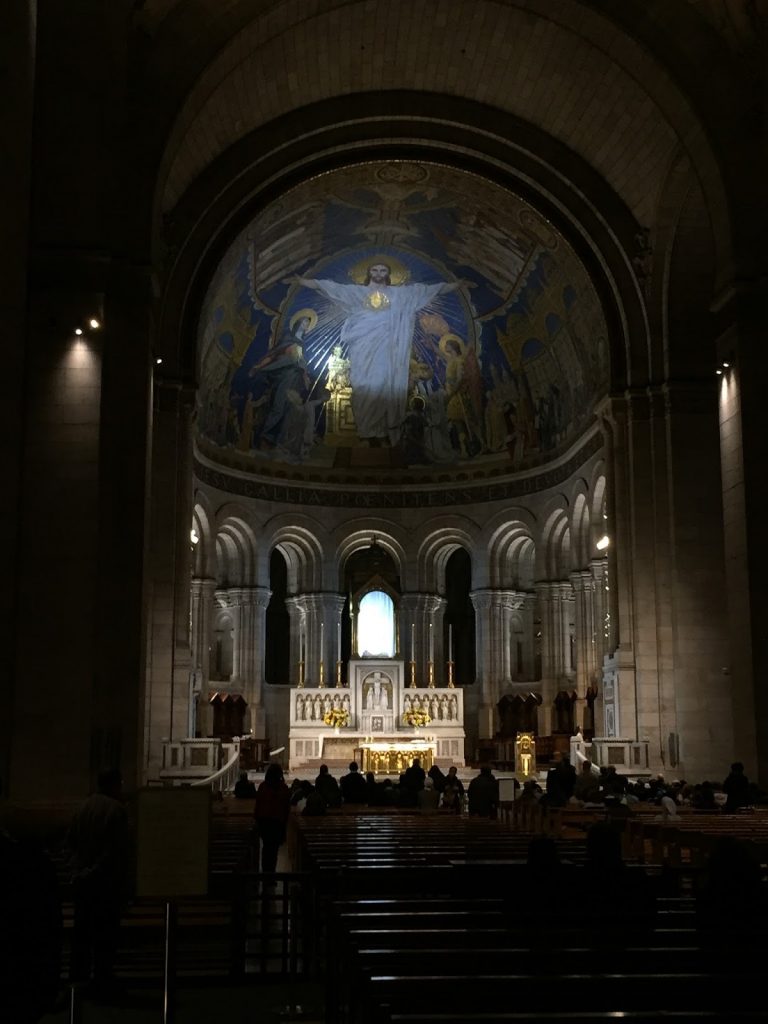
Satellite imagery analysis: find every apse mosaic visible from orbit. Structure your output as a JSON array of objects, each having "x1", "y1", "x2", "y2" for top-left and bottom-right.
[{"x1": 196, "y1": 162, "x2": 608, "y2": 475}]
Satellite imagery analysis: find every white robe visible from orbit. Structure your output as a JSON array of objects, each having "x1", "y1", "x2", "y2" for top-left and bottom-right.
[{"x1": 312, "y1": 279, "x2": 444, "y2": 442}]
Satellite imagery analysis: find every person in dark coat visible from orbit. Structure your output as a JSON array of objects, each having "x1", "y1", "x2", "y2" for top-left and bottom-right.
[
  {"x1": 723, "y1": 762, "x2": 750, "y2": 811},
  {"x1": 467, "y1": 765, "x2": 499, "y2": 817},
  {"x1": 315, "y1": 764, "x2": 342, "y2": 807},
  {"x1": 339, "y1": 761, "x2": 368, "y2": 804},
  {"x1": 67, "y1": 768, "x2": 131, "y2": 989},
  {"x1": 427, "y1": 764, "x2": 447, "y2": 793},
  {"x1": 444, "y1": 765, "x2": 465, "y2": 797},
  {"x1": 253, "y1": 763, "x2": 291, "y2": 872},
  {"x1": 545, "y1": 754, "x2": 576, "y2": 807},
  {"x1": 234, "y1": 771, "x2": 257, "y2": 798},
  {"x1": 403, "y1": 758, "x2": 426, "y2": 794}
]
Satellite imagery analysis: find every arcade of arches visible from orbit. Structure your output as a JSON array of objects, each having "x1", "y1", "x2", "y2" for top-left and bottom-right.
[{"x1": 3, "y1": 0, "x2": 767, "y2": 803}]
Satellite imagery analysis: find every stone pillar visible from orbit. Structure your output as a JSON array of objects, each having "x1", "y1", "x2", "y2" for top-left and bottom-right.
[
  {"x1": 590, "y1": 558, "x2": 609, "y2": 664},
  {"x1": 470, "y1": 590, "x2": 495, "y2": 737},
  {"x1": 229, "y1": 586, "x2": 271, "y2": 734},
  {"x1": 1, "y1": 0, "x2": 35, "y2": 799},
  {"x1": 496, "y1": 593, "x2": 512, "y2": 686},
  {"x1": 570, "y1": 570, "x2": 596, "y2": 727},
  {"x1": 285, "y1": 596, "x2": 307, "y2": 686},
  {"x1": 520, "y1": 592, "x2": 537, "y2": 680},
  {"x1": 307, "y1": 593, "x2": 347, "y2": 686},
  {"x1": 190, "y1": 577, "x2": 217, "y2": 682},
  {"x1": 534, "y1": 583, "x2": 556, "y2": 735},
  {"x1": 144, "y1": 382, "x2": 196, "y2": 775},
  {"x1": 599, "y1": 399, "x2": 639, "y2": 741}
]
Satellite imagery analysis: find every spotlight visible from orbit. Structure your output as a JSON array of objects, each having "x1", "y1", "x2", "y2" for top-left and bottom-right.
[
  {"x1": 155, "y1": 358, "x2": 163, "y2": 365},
  {"x1": 716, "y1": 369, "x2": 723, "y2": 375},
  {"x1": 74, "y1": 328, "x2": 83, "y2": 335},
  {"x1": 89, "y1": 318, "x2": 101, "y2": 329},
  {"x1": 722, "y1": 362, "x2": 730, "y2": 368},
  {"x1": 596, "y1": 535, "x2": 610, "y2": 551},
  {"x1": 190, "y1": 528, "x2": 199, "y2": 545}
]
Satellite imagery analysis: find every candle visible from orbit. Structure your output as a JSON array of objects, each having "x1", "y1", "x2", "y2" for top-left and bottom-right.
[
  {"x1": 429, "y1": 621, "x2": 434, "y2": 661},
  {"x1": 448, "y1": 623, "x2": 453, "y2": 661},
  {"x1": 411, "y1": 622, "x2": 415, "y2": 661},
  {"x1": 337, "y1": 620, "x2": 342, "y2": 661}
]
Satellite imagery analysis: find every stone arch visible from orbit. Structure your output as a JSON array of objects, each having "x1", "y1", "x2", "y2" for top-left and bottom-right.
[
  {"x1": 263, "y1": 518, "x2": 325, "y2": 594},
  {"x1": 570, "y1": 489, "x2": 592, "y2": 570},
  {"x1": 334, "y1": 521, "x2": 409, "y2": 591},
  {"x1": 191, "y1": 497, "x2": 215, "y2": 579},
  {"x1": 413, "y1": 515, "x2": 480, "y2": 594},
  {"x1": 540, "y1": 505, "x2": 571, "y2": 581},
  {"x1": 213, "y1": 513, "x2": 258, "y2": 587},
  {"x1": 154, "y1": 0, "x2": 736, "y2": 284},
  {"x1": 487, "y1": 524, "x2": 537, "y2": 592}
]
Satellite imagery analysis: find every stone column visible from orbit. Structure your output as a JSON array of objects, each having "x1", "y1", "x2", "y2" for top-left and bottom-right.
[
  {"x1": 229, "y1": 586, "x2": 271, "y2": 734},
  {"x1": 590, "y1": 558, "x2": 609, "y2": 665},
  {"x1": 534, "y1": 583, "x2": 556, "y2": 735},
  {"x1": 470, "y1": 590, "x2": 495, "y2": 737},
  {"x1": 520, "y1": 592, "x2": 537, "y2": 680},
  {"x1": 570, "y1": 570, "x2": 596, "y2": 730},
  {"x1": 285, "y1": 596, "x2": 307, "y2": 686},
  {"x1": 307, "y1": 593, "x2": 347, "y2": 686},
  {"x1": 598, "y1": 399, "x2": 638, "y2": 741},
  {"x1": 190, "y1": 577, "x2": 217, "y2": 682}
]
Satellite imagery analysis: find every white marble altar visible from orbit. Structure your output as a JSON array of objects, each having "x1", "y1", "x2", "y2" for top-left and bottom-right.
[{"x1": 288, "y1": 658, "x2": 465, "y2": 769}]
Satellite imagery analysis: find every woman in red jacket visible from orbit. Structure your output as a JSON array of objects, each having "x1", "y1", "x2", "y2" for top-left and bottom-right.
[{"x1": 253, "y1": 763, "x2": 291, "y2": 872}]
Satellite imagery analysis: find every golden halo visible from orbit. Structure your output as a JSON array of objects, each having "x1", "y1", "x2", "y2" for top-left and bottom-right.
[
  {"x1": 289, "y1": 308, "x2": 318, "y2": 333},
  {"x1": 348, "y1": 254, "x2": 410, "y2": 286},
  {"x1": 439, "y1": 332, "x2": 466, "y2": 357}
]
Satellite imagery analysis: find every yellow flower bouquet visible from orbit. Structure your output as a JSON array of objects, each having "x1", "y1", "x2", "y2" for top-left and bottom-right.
[
  {"x1": 403, "y1": 709, "x2": 431, "y2": 727},
  {"x1": 323, "y1": 706, "x2": 350, "y2": 728}
]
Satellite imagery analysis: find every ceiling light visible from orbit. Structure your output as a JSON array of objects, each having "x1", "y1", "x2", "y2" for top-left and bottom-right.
[
  {"x1": 89, "y1": 318, "x2": 101, "y2": 329},
  {"x1": 596, "y1": 535, "x2": 610, "y2": 551},
  {"x1": 74, "y1": 328, "x2": 83, "y2": 336}
]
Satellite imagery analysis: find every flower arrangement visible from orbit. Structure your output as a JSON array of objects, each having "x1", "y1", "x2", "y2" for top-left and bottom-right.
[
  {"x1": 403, "y1": 709, "x2": 431, "y2": 728},
  {"x1": 323, "y1": 707, "x2": 350, "y2": 728}
]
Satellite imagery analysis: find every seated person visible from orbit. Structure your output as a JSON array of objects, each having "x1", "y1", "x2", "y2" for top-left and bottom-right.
[
  {"x1": 417, "y1": 777, "x2": 441, "y2": 814},
  {"x1": 339, "y1": 761, "x2": 368, "y2": 804},
  {"x1": 234, "y1": 771, "x2": 257, "y2": 798},
  {"x1": 314, "y1": 764, "x2": 342, "y2": 807}
]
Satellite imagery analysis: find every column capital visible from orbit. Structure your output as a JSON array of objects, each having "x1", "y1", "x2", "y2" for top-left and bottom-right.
[
  {"x1": 190, "y1": 576, "x2": 217, "y2": 595},
  {"x1": 569, "y1": 570, "x2": 594, "y2": 592},
  {"x1": 469, "y1": 589, "x2": 495, "y2": 612}
]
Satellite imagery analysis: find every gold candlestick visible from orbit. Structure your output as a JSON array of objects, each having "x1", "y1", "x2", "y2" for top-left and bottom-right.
[
  {"x1": 298, "y1": 660, "x2": 305, "y2": 688},
  {"x1": 409, "y1": 660, "x2": 416, "y2": 687},
  {"x1": 318, "y1": 660, "x2": 325, "y2": 688},
  {"x1": 335, "y1": 660, "x2": 343, "y2": 687},
  {"x1": 428, "y1": 661, "x2": 435, "y2": 688},
  {"x1": 447, "y1": 660, "x2": 455, "y2": 688}
]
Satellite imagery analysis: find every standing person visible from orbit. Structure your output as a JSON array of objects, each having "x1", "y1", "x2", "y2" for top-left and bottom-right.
[
  {"x1": 299, "y1": 264, "x2": 462, "y2": 445},
  {"x1": 67, "y1": 768, "x2": 131, "y2": 992},
  {"x1": 253, "y1": 764, "x2": 291, "y2": 872},
  {"x1": 545, "y1": 754, "x2": 576, "y2": 807},
  {"x1": 723, "y1": 762, "x2": 750, "y2": 811},
  {"x1": 467, "y1": 765, "x2": 499, "y2": 818}
]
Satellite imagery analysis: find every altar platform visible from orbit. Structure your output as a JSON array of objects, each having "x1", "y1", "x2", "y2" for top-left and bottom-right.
[{"x1": 288, "y1": 659, "x2": 465, "y2": 770}]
